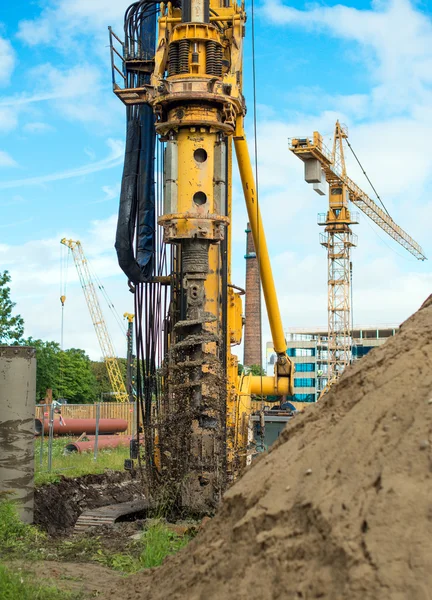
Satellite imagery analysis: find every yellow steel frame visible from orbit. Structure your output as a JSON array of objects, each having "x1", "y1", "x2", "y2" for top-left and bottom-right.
[{"x1": 290, "y1": 121, "x2": 426, "y2": 385}]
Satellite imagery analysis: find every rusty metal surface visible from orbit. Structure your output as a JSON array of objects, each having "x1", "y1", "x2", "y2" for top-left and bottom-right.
[{"x1": 35, "y1": 417, "x2": 128, "y2": 436}]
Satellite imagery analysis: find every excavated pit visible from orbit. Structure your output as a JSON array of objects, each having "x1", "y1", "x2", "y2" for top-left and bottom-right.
[
  {"x1": 107, "y1": 295, "x2": 432, "y2": 600},
  {"x1": 34, "y1": 471, "x2": 146, "y2": 535}
]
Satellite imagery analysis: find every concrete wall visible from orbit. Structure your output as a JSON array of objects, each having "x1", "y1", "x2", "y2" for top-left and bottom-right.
[{"x1": 0, "y1": 346, "x2": 36, "y2": 523}]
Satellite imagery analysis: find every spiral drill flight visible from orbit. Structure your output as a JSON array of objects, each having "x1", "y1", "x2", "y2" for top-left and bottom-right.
[{"x1": 110, "y1": 0, "x2": 293, "y2": 510}]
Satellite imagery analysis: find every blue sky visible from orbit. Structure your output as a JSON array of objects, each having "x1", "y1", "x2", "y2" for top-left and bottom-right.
[{"x1": 0, "y1": 0, "x2": 431, "y2": 361}]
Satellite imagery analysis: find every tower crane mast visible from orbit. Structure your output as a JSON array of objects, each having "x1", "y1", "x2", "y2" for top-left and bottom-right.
[
  {"x1": 61, "y1": 238, "x2": 129, "y2": 402},
  {"x1": 290, "y1": 122, "x2": 426, "y2": 385}
]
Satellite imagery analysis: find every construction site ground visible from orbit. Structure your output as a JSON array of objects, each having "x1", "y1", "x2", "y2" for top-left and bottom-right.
[{"x1": 2, "y1": 296, "x2": 432, "y2": 599}]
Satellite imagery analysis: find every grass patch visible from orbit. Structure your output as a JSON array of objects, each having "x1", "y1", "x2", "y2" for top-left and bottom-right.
[
  {"x1": 103, "y1": 520, "x2": 192, "y2": 573},
  {"x1": 140, "y1": 521, "x2": 190, "y2": 568},
  {"x1": 0, "y1": 499, "x2": 192, "y2": 580},
  {"x1": 0, "y1": 500, "x2": 45, "y2": 560},
  {"x1": 0, "y1": 564, "x2": 81, "y2": 600},
  {"x1": 34, "y1": 438, "x2": 129, "y2": 485}
]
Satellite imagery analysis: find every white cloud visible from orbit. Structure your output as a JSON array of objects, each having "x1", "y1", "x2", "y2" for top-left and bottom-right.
[
  {"x1": 23, "y1": 121, "x2": 55, "y2": 134},
  {"x1": 91, "y1": 183, "x2": 121, "y2": 204},
  {"x1": 0, "y1": 36, "x2": 16, "y2": 86},
  {"x1": 262, "y1": 0, "x2": 432, "y2": 116},
  {"x1": 0, "y1": 138, "x2": 124, "y2": 189},
  {"x1": 17, "y1": 0, "x2": 132, "y2": 52},
  {"x1": 1, "y1": 215, "x2": 132, "y2": 360},
  {"x1": 0, "y1": 150, "x2": 18, "y2": 167},
  {"x1": 0, "y1": 63, "x2": 120, "y2": 127}
]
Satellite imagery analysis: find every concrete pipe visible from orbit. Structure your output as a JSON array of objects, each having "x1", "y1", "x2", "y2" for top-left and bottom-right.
[
  {"x1": 65, "y1": 435, "x2": 133, "y2": 454},
  {"x1": 0, "y1": 346, "x2": 36, "y2": 524},
  {"x1": 34, "y1": 417, "x2": 128, "y2": 436}
]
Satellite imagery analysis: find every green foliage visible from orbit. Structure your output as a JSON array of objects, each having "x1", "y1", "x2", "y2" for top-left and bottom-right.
[
  {"x1": 59, "y1": 348, "x2": 98, "y2": 403},
  {"x1": 0, "y1": 500, "x2": 45, "y2": 559},
  {"x1": 245, "y1": 364, "x2": 266, "y2": 376},
  {"x1": 98, "y1": 521, "x2": 191, "y2": 573},
  {"x1": 34, "y1": 438, "x2": 129, "y2": 486},
  {"x1": 90, "y1": 358, "x2": 127, "y2": 400},
  {"x1": 21, "y1": 340, "x2": 101, "y2": 403},
  {"x1": 139, "y1": 521, "x2": 189, "y2": 569},
  {"x1": 0, "y1": 271, "x2": 24, "y2": 345},
  {"x1": 23, "y1": 338, "x2": 61, "y2": 401},
  {"x1": 0, "y1": 564, "x2": 81, "y2": 600}
]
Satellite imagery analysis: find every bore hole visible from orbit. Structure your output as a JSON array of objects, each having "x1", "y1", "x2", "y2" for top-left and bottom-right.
[
  {"x1": 193, "y1": 191, "x2": 207, "y2": 205},
  {"x1": 194, "y1": 148, "x2": 207, "y2": 163}
]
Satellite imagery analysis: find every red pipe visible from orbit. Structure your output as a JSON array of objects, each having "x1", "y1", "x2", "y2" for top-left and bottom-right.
[
  {"x1": 35, "y1": 418, "x2": 128, "y2": 436},
  {"x1": 65, "y1": 436, "x2": 134, "y2": 453}
]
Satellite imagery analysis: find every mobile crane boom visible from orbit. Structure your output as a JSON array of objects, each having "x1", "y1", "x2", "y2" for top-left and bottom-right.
[{"x1": 60, "y1": 238, "x2": 128, "y2": 402}]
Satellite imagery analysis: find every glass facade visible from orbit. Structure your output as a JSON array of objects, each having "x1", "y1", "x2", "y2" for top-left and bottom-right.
[
  {"x1": 287, "y1": 348, "x2": 316, "y2": 357},
  {"x1": 352, "y1": 346, "x2": 374, "y2": 358},
  {"x1": 295, "y1": 362, "x2": 315, "y2": 372},
  {"x1": 294, "y1": 378, "x2": 316, "y2": 388},
  {"x1": 291, "y1": 393, "x2": 315, "y2": 402}
]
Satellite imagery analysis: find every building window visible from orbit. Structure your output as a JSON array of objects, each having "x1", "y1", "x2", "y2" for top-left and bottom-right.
[
  {"x1": 292, "y1": 393, "x2": 315, "y2": 402},
  {"x1": 294, "y1": 378, "x2": 316, "y2": 388},
  {"x1": 352, "y1": 345, "x2": 374, "y2": 359},
  {"x1": 287, "y1": 348, "x2": 316, "y2": 357},
  {"x1": 295, "y1": 363, "x2": 315, "y2": 372}
]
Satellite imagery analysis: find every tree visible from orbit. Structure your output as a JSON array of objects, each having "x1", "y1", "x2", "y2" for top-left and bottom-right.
[
  {"x1": 60, "y1": 348, "x2": 98, "y2": 404},
  {"x1": 0, "y1": 271, "x2": 24, "y2": 344},
  {"x1": 245, "y1": 364, "x2": 266, "y2": 376},
  {"x1": 23, "y1": 338, "x2": 61, "y2": 401},
  {"x1": 91, "y1": 358, "x2": 128, "y2": 400}
]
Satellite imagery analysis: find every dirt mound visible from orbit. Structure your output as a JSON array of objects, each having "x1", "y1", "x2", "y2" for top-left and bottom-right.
[
  {"x1": 35, "y1": 471, "x2": 145, "y2": 535},
  {"x1": 111, "y1": 297, "x2": 432, "y2": 600}
]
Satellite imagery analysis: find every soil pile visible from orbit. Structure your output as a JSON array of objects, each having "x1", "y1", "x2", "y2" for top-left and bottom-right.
[{"x1": 113, "y1": 297, "x2": 432, "y2": 600}]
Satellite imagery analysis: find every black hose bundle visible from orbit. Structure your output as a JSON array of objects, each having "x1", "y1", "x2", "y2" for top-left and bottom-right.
[{"x1": 115, "y1": 1, "x2": 158, "y2": 284}]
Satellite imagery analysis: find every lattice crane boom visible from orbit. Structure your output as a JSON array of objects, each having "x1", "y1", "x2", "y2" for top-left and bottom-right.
[
  {"x1": 289, "y1": 122, "x2": 426, "y2": 386},
  {"x1": 290, "y1": 124, "x2": 426, "y2": 260},
  {"x1": 60, "y1": 238, "x2": 128, "y2": 402}
]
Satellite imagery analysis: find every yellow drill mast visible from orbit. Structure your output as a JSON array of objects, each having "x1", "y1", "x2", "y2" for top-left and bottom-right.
[
  {"x1": 290, "y1": 122, "x2": 426, "y2": 385},
  {"x1": 60, "y1": 238, "x2": 128, "y2": 402},
  {"x1": 110, "y1": 0, "x2": 293, "y2": 507}
]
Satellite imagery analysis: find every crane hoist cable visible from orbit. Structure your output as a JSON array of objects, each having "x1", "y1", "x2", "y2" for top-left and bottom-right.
[{"x1": 345, "y1": 138, "x2": 391, "y2": 217}]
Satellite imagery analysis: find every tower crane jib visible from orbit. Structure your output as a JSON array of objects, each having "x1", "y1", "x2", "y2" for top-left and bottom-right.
[{"x1": 289, "y1": 122, "x2": 426, "y2": 386}]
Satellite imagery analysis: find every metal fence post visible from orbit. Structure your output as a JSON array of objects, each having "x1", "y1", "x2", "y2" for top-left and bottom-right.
[
  {"x1": 94, "y1": 403, "x2": 100, "y2": 461},
  {"x1": 39, "y1": 404, "x2": 46, "y2": 467},
  {"x1": 47, "y1": 404, "x2": 54, "y2": 473}
]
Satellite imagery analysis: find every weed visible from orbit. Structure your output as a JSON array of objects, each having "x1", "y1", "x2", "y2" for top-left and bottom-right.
[
  {"x1": 34, "y1": 438, "x2": 129, "y2": 486},
  {"x1": 140, "y1": 521, "x2": 190, "y2": 569},
  {"x1": 0, "y1": 564, "x2": 82, "y2": 600},
  {"x1": 0, "y1": 501, "x2": 45, "y2": 560}
]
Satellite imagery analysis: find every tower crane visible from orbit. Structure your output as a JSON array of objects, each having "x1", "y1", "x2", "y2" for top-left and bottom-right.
[
  {"x1": 290, "y1": 121, "x2": 426, "y2": 386},
  {"x1": 109, "y1": 0, "x2": 294, "y2": 509},
  {"x1": 60, "y1": 238, "x2": 129, "y2": 402}
]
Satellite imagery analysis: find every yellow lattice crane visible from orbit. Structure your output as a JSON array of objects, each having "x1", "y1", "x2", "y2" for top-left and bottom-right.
[
  {"x1": 290, "y1": 121, "x2": 426, "y2": 387},
  {"x1": 60, "y1": 238, "x2": 128, "y2": 402}
]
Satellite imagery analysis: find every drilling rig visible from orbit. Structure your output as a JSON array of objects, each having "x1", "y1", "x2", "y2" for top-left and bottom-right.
[{"x1": 110, "y1": 0, "x2": 294, "y2": 510}]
